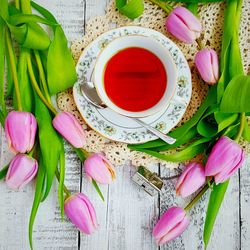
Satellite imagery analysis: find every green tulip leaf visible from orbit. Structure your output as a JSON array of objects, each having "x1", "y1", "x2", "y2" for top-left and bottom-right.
[
  {"x1": 204, "y1": 181, "x2": 229, "y2": 248},
  {"x1": 31, "y1": 1, "x2": 57, "y2": 23},
  {"x1": 242, "y1": 118, "x2": 250, "y2": 142},
  {"x1": 17, "y1": 48, "x2": 34, "y2": 112},
  {"x1": 35, "y1": 93, "x2": 63, "y2": 201},
  {"x1": 9, "y1": 13, "x2": 57, "y2": 26},
  {"x1": 0, "y1": 17, "x2": 7, "y2": 118},
  {"x1": 116, "y1": 0, "x2": 144, "y2": 19},
  {"x1": 92, "y1": 179, "x2": 105, "y2": 202},
  {"x1": 0, "y1": 164, "x2": 9, "y2": 180},
  {"x1": 29, "y1": 157, "x2": 46, "y2": 250},
  {"x1": 133, "y1": 137, "x2": 210, "y2": 162},
  {"x1": 58, "y1": 149, "x2": 65, "y2": 220},
  {"x1": 47, "y1": 26, "x2": 77, "y2": 94},
  {"x1": 220, "y1": 75, "x2": 250, "y2": 113}
]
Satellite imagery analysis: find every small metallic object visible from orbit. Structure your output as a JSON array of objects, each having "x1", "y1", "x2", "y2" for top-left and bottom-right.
[{"x1": 132, "y1": 166, "x2": 163, "y2": 196}]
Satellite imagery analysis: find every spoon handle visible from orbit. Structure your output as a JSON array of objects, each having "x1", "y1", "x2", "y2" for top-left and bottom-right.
[{"x1": 133, "y1": 118, "x2": 176, "y2": 145}]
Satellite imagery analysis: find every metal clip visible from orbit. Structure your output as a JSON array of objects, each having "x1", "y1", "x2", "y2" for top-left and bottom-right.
[{"x1": 132, "y1": 166, "x2": 163, "y2": 196}]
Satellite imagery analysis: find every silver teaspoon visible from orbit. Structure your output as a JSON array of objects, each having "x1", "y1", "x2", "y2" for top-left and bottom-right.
[{"x1": 80, "y1": 80, "x2": 176, "y2": 145}]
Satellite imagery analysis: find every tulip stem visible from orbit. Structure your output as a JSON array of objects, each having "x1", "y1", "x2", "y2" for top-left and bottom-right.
[
  {"x1": 34, "y1": 51, "x2": 52, "y2": 105},
  {"x1": 235, "y1": 112, "x2": 245, "y2": 143},
  {"x1": 184, "y1": 183, "x2": 210, "y2": 211},
  {"x1": 80, "y1": 148, "x2": 90, "y2": 158},
  {"x1": 55, "y1": 168, "x2": 71, "y2": 198},
  {"x1": 196, "y1": 38, "x2": 204, "y2": 50},
  {"x1": 26, "y1": 55, "x2": 57, "y2": 116},
  {"x1": 5, "y1": 29, "x2": 23, "y2": 111},
  {"x1": 148, "y1": 0, "x2": 172, "y2": 14}
]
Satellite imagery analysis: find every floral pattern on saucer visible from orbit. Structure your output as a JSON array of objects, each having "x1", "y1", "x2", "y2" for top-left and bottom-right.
[{"x1": 73, "y1": 26, "x2": 192, "y2": 144}]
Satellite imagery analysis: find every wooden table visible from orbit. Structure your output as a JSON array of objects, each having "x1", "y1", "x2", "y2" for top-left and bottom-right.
[{"x1": 0, "y1": 1, "x2": 249, "y2": 249}]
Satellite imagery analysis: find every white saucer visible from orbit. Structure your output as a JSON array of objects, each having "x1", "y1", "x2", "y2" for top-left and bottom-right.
[{"x1": 73, "y1": 26, "x2": 192, "y2": 144}]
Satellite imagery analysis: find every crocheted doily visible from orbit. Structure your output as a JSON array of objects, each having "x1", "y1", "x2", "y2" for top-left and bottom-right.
[{"x1": 57, "y1": 0, "x2": 250, "y2": 168}]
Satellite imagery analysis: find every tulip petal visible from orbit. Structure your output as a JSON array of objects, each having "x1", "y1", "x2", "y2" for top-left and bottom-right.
[
  {"x1": 195, "y1": 49, "x2": 219, "y2": 84},
  {"x1": 53, "y1": 112, "x2": 86, "y2": 148},
  {"x1": 166, "y1": 7, "x2": 201, "y2": 44},
  {"x1": 153, "y1": 207, "x2": 187, "y2": 241},
  {"x1": 65, "y1": 193, "x2": 98, "y2": 234},
  {"x1": 84, "y1": 153, "x2": 116, "y2": 184},
  {"x1": 166, "y1": 14, "x2": 196, "y2": 44},
  {"x1": 6, "y1": 154, "x2": 38, "y2": 190},
  {"x1": 176, "y1": 163, "x2": 206, "y2": 198},
  {"x1": 173, "y1": 7, "x2": 202, "y2": 32},
  {"x1": 205, "y1": 137, "x2": 242, "y2": 177},
  {"x1": 4, "y1": 111, "x2": 37, "y2": 153},
  {"x1": 157, "y1": 215, "x2": 189, "y2": 245}
]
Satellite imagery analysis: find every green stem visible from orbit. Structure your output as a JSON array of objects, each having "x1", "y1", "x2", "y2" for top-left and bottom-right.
[
  {"x1": 148, "y1": 0, "x2": 172, "y2": 14},
  {"x1": 20, "y1": 0, "x2": 32, "y2": 13},
  {"x1": 15, "y1": 0, "x2": 20, "y2": 9},
  {"x1": 235, "y1": 112, "x2": 245, "y2": 142},
  {"x1": 34, "y1": 51, "x2": 52, "y2": 104},
  {"x1": 5, "y1": 30, "x2": 22, "y2": 111},
  {"x1": 196, "y1": 38, "x2": 204, "y2": 50},
  {"x1": 80, "y1": 148, "x2": 90, "y2": 158},
  {"x1": 55, "y1": 168, "x2": 71, "y2": 198},
  {"x1": 0, "y1": 164, "x2": 9, "y2": 180},
  {"x1": 26, "y1": 55, "x2": 57, "y2": 115},
  {"x1": 184, "y1": 183, "x2": 210, "y2": 211}
]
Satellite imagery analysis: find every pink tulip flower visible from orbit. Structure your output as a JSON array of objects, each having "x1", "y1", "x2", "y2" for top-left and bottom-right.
[
  {"x1": 195, "y1": 48, "x2": 219, "y2": 84},
  {"x1": 5, "y1": 111, "x2": 37, "y2": 154},
  {"x1": 153, "y1": 206, "x2": 189, "y2": 245},
  {"x1": 176, "y1": 162, "x2": 206, "y2": 198},
  {"x1": 205, "y1": 136, "x2": 244, "y2": 184},
  {"x1": 64, "y1": 193, "x2": 98, "y2": 234},
  {"x1": 52, "y1": 111, "x2": 86, "y2": 148},
  {"x1": 84, "y1": 153, "x2": 116, "y2": 184},
  {"x1": 166, "y1": 7, "x2": 202, "y2": 44},
  {"x1": 6, "y1": 154, "x2": 38, "y2": 190}
]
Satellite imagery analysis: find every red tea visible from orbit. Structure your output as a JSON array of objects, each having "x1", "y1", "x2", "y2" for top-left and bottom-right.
[{"x1": 104, "y1": 47, "x2": 167, "y2": 112}]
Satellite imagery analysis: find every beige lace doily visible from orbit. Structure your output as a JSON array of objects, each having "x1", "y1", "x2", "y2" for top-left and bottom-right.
[{"x1": 57, "y1": 0, "x2": 250, "y2": 168}]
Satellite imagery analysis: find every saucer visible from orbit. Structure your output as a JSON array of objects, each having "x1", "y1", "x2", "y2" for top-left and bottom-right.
[{"x1": 73, "y1": 26, "x2": 192, "y2": 144}]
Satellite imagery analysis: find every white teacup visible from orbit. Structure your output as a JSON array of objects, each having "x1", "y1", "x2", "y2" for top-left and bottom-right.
[{"x1": 94, "y1": 35, "x2": 177, "y2": 118}]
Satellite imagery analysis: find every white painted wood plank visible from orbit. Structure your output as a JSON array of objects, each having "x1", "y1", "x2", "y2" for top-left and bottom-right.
[
  {"x1": 106, "y1": 164, "x2": 159, "y2": 250},
  {"x1": 240, "y1": 157, "x2": 250, "y2": 250}
]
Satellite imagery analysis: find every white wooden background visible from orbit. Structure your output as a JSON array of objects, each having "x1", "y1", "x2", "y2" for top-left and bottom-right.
[{"x1": 0, "y1": 1, "x2": 250, "y2": 249}]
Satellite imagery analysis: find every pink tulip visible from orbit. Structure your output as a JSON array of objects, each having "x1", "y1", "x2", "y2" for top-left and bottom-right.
[
  {"x1": 5, "y1": 111, "x2": 37, "y2": 153},
  {"x1": 64, "y1": 193, "x2": 98, "y2": 234},
  {"x1": 153, "y1": 206, "x2": 189, "y2": 245},
  {"x1": 176, "y1": 162, "x2": 206, "y2": 198},
  {"x1": 205, "y1": 136, "x2": 244, "y2": 184},
  {"x1": 166, "y1": 7, "x2": 202, "y2": 44},
  {"x1": 6, "y1": 154, "x2": 38, "y2": 190},
  {"x1": 84, "y1": 153, "x2": 116, "y2": 184},
  {"x1": 195, "y1": 48, "x2": 219, "y2": 84},
  {"x1": 52, "y1": 111, "x2": 86, "y2": 148}
]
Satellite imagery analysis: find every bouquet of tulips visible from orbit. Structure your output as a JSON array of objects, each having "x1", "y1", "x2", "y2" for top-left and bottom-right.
[
  {"x1": 117, "y1": 0, "x2": 250, "y2": 247},
  {"x1": 0, "y1": 0, "x2": 116, "y2": 249}
]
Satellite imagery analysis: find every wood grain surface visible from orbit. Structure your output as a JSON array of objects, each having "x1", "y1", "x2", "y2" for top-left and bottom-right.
[{"x1": 0, "y1": 1, "x2": 249, "y2": 249}]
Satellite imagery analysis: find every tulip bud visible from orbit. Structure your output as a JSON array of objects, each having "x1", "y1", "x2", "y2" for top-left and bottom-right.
[
  {"x1": 153, "y1": 206, "x2": 189, "y2": 245},
  {"x1": 52, "y1": 111, "x2": 86, "y2": 148},
  {"x1": 176, "y1": 162, "x2": 206, "y2": 198},
  {"x1": 195, "y1": 48, "x2": 219, "y2": 84},
  {"x1": 166, "y1": 7, "x2": 202, "y2": 44},
  {"x1": 5, "y1": 111, "x2": 37, "y2": 154},
  {"x1": 84, "y1": 153, "x2": 116, "y2": 184},
  {"x1": 205, "y1": 136, "x2": 244, "y2": 184},
  {"x1": 64, "y1": 193, "x2": 98, "y2": 234},
  {"x1": 6, "y1": 154, "x2": 38, "y2": 190}
]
